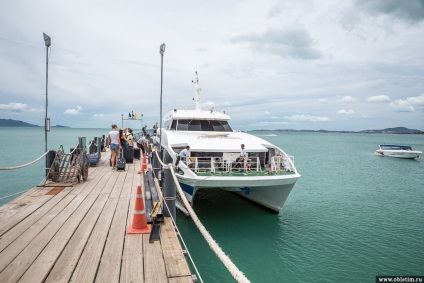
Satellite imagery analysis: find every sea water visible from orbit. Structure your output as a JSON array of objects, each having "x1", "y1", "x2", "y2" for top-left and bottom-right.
[{"x1": 0, "y1": 127, "x2": 423, "y2": 282}]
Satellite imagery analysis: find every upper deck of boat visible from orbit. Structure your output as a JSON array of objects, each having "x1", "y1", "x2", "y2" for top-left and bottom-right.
[{"x1": 0, "y1": 149, "x2": 192, "y2": 283}]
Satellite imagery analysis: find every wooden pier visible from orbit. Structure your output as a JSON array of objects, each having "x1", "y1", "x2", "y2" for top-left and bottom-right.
[{"x1": 0, "y1": 150, "x2": 192, "y2": 283}]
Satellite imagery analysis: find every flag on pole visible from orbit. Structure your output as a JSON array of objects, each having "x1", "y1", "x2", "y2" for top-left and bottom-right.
[{"x1": 128, "y1": 112, "x2": 131, "y2": 118}]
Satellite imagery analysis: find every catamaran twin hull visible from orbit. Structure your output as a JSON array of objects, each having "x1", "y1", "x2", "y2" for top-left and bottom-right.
[{"x1": 176, "y1": 174, "x2": 299, "y2": 213}]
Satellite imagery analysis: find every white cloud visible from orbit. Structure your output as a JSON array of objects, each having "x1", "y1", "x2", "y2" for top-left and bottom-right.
[
  {"x1": 93, "y1": 113, "x2": 105, "y2": 117},
  {"x1": 63, "y1": 105, "x2": 83, "y2": 115},
  {"x1": 389, "y1": 94, "x2": 424, "y2": 112},
  {"x1": 339, "y1": 96, "x2": 358, "y2": 103},
  {"x1": 318, "y1": 99, "x2": 328, "y2": 104},
  {"x1": 338, "y1": 109, "x2": 355, "y2": 115},
  {"x1": 366, "y1": 95, "x2": 391, "y2": 102},
  {"x1": 389, "y1": 100, "x2": 414, "y2": 112},
  {"x1": 264, "y1": 111, "x2": 270, "y2": 115},
  {"x1": 406, "y1": 94, "x2": 424, "y2": 106},
  {"x1": 202, "y1": 101, "x2": 216, "y2": 109},
  {"x1": 285, "y1": 114, "x2": 330, "y2": 122},
  {"x1": 29, "y1": 108, "x2": 44, "y2": 113},
  {"x1": 0, "y1": 102, "x2": 27, "y2": 112}
]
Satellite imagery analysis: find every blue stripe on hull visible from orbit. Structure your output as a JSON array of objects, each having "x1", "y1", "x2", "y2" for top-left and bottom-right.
[{"x1": 179, "y1": 182, "x2": 194, "y2": 196}]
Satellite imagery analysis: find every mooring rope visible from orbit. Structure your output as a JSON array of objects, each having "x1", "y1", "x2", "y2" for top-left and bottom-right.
[
  {"x1": 154, "y1": 150, "x2": 250, "y2": 283},
  {"x1": 0, "y1": 140, "x2": 81, "y2": 171},
  {"x1": 152, "y1": 176, "x2": 202, "y2": 282},
  {"x1": 157, "y1": 185, "x2": 204, "y2": 283},
  {"x1": 0, "y1": 150, "x2": 50, "y2": 171},
  {"x1": 88, "y1": 139, "x2": 95, "y2": 148},
  {"x1": 69, "y1": 142, "x2": 80, "y2": 154}
]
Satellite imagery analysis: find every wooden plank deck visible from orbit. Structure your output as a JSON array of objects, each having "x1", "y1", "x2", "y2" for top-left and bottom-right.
[{"x1": 0, "y1": 149, "x2": 192, "y2": 283}]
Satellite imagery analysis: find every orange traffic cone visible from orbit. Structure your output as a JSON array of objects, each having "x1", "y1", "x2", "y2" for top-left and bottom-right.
[
  {"x1": 127, "y1": 185, "x2": 152, "y2": 234},
  {"x1": 137, "y1": 153, "x2": 147, "y2": 174}
]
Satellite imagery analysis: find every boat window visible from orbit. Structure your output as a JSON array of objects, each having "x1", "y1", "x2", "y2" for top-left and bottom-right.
[
  {"x1": 177, "y1": 120, "x2": 189, "y2": 131},
  {"x1": 188, "y1": 120, "x2": 202, "y2": 131},
  {"x1": 221, "y1": 121, "x2": 232, "y2": 131},
  {"x1": 174, "y1": 119, "x2": 233, "y2": 132},
  {"x1": 211, "y1": 120, "x2": 225, "y2": 131},
  {"x1": 163, "y1": 119, "x2": 171, "y2": 130},
  {"x1": 200, "y1": 120, "x2": 214, "y2": 131}
]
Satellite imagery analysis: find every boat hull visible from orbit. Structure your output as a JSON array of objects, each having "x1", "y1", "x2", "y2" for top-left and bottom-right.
[
  {"x1": 375, "y1": 150, "x2": 421, "y2": 159},
  {"x1": 176, "y1": 173, "x2": 300, "y2": 213}
]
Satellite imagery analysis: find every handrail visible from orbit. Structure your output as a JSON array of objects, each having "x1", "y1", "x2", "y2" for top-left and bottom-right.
[
  {"x1": 271, "y1": 155, "x2": 295, "y2": 172},
  {"x1": 153, "y1": 149, "x2": 250, "y2": 283},
  {"x1": 0, "y1": 150, "x2": 50, "y2": 171},
  {"x1": 179, "y1": 156, "x2": 261, "y2": 174}
]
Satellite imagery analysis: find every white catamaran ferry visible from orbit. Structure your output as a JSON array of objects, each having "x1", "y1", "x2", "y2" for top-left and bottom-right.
[{"x1": 153, "y1": 72, "x2": 301, "y2": 213}]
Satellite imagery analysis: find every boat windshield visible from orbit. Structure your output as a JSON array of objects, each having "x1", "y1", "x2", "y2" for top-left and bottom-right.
[
  {"x1": 380, "y1": 145, "x2": 412, "y2": 150},
  {"x1": 171, "y1": 119, "x2": 233, "y2": 132}
]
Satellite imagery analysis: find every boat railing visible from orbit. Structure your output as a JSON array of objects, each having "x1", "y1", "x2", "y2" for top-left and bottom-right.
[
  {"x1": 271, "y1": 155, "x2": 295, "y2": 172},
  {"x1": 180, "y1": 156, "x2": 262, "y2": 174}
]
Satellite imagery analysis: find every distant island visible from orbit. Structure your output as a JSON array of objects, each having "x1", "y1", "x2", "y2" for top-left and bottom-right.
[
  {"x1": 252, "y1": 127, "x2": 424, "y2": 134},
  {"x1": 0, "y1": 119, "x2": 420, "y2": 134},
  {"x1": 0, "y1": 119, "x2": 39, "y2": 127},
  {"x1": 0, "y1": 119, "x2": 69, "y2": 128}
]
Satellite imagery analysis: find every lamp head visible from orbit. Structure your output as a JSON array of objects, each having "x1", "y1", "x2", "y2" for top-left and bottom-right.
[
  {"x1": 159, "y1": 43, "x2": 166, "y2": 55},
  {"x1": 43, "y1": 32, "x2": 51, "y2": 47}
]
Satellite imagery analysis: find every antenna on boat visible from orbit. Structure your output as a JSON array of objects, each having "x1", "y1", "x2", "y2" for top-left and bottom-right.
[{"x1": 192, "y1": 71, "x2": 202, "y2": 110}]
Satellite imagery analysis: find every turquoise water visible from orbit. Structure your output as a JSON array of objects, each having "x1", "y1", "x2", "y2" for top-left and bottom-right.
[
  {"x1": 0, "y1": 127, "x2": 109, "y2": 204},
  {"x1": 176, "y1": 132, "x2": 424, "y2": 282},
  {"x1": 1, "y1": 128, "x2": 423, "y2": 282}
]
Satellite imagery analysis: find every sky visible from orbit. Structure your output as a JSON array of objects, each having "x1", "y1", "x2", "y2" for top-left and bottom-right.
[{"x1": 1, "y1": 0, "x2": 423, "y2": 131}]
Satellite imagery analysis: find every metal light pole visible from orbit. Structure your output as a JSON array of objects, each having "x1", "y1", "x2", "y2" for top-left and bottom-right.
[
  {"x1": 159, "y1": 43, "x2": 166, "y2": 149},
  {"x1": 43, "y1": 32, "x2": 51, "y2": 176}
]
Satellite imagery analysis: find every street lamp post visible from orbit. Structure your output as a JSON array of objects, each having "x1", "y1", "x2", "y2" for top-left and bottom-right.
[
  {"x1": 159, "y1": 43, "x2": 166, "y2": 149},
  {"x1": 43, "y1": 32, "x2": 51, "y2": 176}
]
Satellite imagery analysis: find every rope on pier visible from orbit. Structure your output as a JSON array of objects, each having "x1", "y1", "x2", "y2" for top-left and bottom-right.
[
  {"x1": 70, "y1": 141, "x2": 80, "y2": 154},
  {"x1": 0, "y1": 140, "x2": 81, "y2": 171},
  {"x1": 0, "y1": 150, "x2": 50, "y2": 171},
  {"x1": 154, "y1": 150, "x2": 250, "y2": 283},
  {"x1": 159, "y1": 190, "x2": 205, "y2": 283},
  {"x1": 87, "y1": 139, "x2": 95, "y2": 149}
]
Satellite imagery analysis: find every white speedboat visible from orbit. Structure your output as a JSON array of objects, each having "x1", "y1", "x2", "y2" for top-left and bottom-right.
[
  {"x1": 375, "y1": 144, "x2": 422, "y2": 159},
  {"x1": 153, "y1": 71, "x2": 301, "y2": 213}
]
